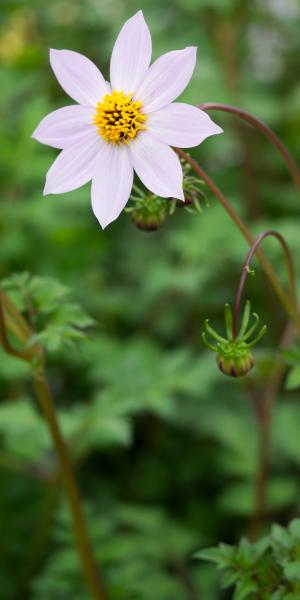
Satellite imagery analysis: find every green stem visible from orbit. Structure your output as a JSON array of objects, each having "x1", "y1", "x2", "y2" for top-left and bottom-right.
[
  {"x1": 0, "y1": 290, "x2": 29, "y2": 359},
  {"x1": 176, "y1": 149, "x2": 300, "y2": 334},
  {"x1": 0, "y1": 291, "x2": 107, "y2": 600}
]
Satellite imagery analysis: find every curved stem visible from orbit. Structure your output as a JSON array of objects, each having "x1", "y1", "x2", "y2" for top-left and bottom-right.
[
  {"x1": 33, "y1": 372, "x2": 106, "y2": 600},
  {"x1": 2, "y1": 288, "x2": 33, "y2": 340},
  {"x1": 0, "y1": 291, "x2": 107, "y2": 600},
  {"x1": 0, "y1": 289, "x2": 32, "y2": 360},
  {"x1": 232, "y1": 230, "x2": 297, "y2": 339},
  {"x1": 176, "y1": 149, "x2": 300, "y2": 334},
  {"x1": 198, "y1": 102, "x2": 300, "y2": 193}
]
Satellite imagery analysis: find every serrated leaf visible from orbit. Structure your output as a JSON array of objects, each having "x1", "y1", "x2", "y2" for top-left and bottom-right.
[
  {"x1": 28, "y1": 325, "x2": 87, "y2": 352},
  {"x1": 195, "y1": 543, "x2": 235, "y2": 567},
  {"x1": 51, "y1": 302, "x2": 95, "y2": 329}
]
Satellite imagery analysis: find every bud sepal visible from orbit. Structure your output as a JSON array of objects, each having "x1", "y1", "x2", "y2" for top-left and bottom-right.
[{"x1": 171, "y1": 155, "x2": 209, "y2": 214}]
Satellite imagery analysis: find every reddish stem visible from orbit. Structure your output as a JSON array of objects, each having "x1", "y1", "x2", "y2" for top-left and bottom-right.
[
  {"x1": 0, "y1": 289, "x2": 31, "y2": 360},
  {"x1": 176, "y1": 149, "x2": 299, "y2": 331},
  {"x1": 198, "y1": 102, "x2": 300, "y2": 193},
  {"x1": 232, "y1": 230, "x2": 297, "y2": 339}
]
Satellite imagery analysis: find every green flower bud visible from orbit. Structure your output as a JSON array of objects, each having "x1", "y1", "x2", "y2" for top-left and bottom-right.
[
  {"x1": 217, "y1": 347, "x2": 254, "y2": 377},
  {"x1": 131, "y1": 207, "x2": 166, "y2": 231},
  {"x1": 202, "y1": 302, "x2": 266, "y2": 378},
  {"x1": 127, "y1": 189, "x2": 167, "y2": 232}
]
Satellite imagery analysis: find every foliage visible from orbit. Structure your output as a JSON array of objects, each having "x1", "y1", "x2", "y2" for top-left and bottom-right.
[
  {"x1": 282, "y1": 345, "x2": 300, "y2": 391},
  {"x1": 2, "y1": 272, "x2": 95, "y2": 351},
  {"x1": 1, "y1": 0, "x2": 300, "y2": 598},
  {"x1": 196, "y1": 519, "x2": 300, "y2": 599}
]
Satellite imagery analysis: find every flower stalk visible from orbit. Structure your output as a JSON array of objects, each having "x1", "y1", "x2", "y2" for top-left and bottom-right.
[
  {"x1": 198, "y1": 102, "x2": 300, "y2": 194},
  {"x1": 232, "y1": 230, "x2": 297, "y2": 339},
  {"x1": 176, "y1": 149, "x2": 300, "y2": 334},
  {"x1": 0, "y1": 289, "x2": 106, "y2": 600}
]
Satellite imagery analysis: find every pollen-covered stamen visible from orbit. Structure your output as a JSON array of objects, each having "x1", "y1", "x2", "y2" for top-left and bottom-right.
[{"x1": 94, "y1": 90, "x2": 147, "y2": 144}]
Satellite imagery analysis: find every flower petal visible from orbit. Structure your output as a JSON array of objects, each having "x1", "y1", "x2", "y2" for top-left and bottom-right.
[
  {"x1": 44, "y1": 131, "x2": 103, "y2": 194},
  {"x1": 91, "y1": 144, "x2": 133, "y2": 228},
  {"x1": 129, "y1": 131, "x2": 184, "y2": 200},
  {"x1": 147, "y1": 102, "x2": 223, "y2": 148},
  {"x1": 110, "y1": 11, "x2": 152, "y2": 95},
  {"x1": 135, "y1": 47, "x2": 197, "y2": 113},
  {"x1": 50, "y1": 49, "x2": 110, "y2": 106},
  {"x1": 32, "y1": 105, "x2": 96, "y2": 149}
]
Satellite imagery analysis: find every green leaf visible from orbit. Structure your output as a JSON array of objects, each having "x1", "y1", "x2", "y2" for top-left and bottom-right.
[
  {"x1": 288, "y1": 519, "x2": 300, "y2": 539},
  {"x1": 28, "y1": 324, "x2": 87, "y2": 352},
  {"x1": 220, "y1": 569, "x2": 239, "y2": 588},
  {"x1": 285, "y1": 365, "x2": 300, "y2": 390},
  {"x1": 234, "y1": 580, "x2": 258, "y2": 600},
  {"x1": 283, "y1": 561, "x2": 300, "y2": 582},
  {"x1": 237, "y1": 538, "x2": 256, "y2": 566},
  {"x1": 271, "y1": 524, "x2": 292, "y2": 550},
  {"x1": 195, "y1": 544, "x2": 235, "y2": 568},
  {"x1": 52, "y1": 302, "x2": 95, "y2": 328}
]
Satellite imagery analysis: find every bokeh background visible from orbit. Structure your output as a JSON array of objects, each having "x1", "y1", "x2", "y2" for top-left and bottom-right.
[{"x1": 1, "y1": 0, "x2": 300, "y2": 598}]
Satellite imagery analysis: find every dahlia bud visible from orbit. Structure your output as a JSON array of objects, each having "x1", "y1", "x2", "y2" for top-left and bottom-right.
[
  {"x1": 202, "y1": 302, "x2": 266, "y2": 378},
  {"x1": 217, "y1": 347, "x2": 254, "y2": 378},
  {"x1": 127, "y1": 188, "x2": 167, "y2": 231}
]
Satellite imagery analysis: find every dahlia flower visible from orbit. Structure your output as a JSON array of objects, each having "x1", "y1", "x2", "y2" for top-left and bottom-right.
[{"x1": 32, "y1": 11, "x2": 222, "y2": 228}]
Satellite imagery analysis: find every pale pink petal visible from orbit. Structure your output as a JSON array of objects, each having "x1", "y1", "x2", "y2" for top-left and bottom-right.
[
  {"x1": 147, "y1": 102, "x2": 223, "y2": 148},
  {"x1": 91, "y1": 144, "x2": 133, "y2": 228},
  {"x1": 135, "y1": 47, "x2": 197, "y2": 113},
  {"x1": 129, "y1": 132, "x2": 184, "y2": 200},
  {"x1": 110, "y1": 11, "x2": 152, "y2": 95},
  {"x1": 32, "y1": 105, "x2": 96, "y2": 149},
  {"x1": 44, "y1": 131, "x2": 103, "y2": 194},
  {"x1": 50, "y1": 49, "x2": 110, "y2": 106}
]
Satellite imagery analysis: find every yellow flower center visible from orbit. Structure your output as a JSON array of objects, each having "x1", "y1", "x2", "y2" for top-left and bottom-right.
[{"x1": 94, "y1": 90, "x2": 147, "y2": 144}]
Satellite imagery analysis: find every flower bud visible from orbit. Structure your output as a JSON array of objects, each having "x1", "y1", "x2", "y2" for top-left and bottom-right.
[
  {"x1": 131, "y1": 208, "x2": 166, "y2": 231},
  {"x1": 202, "y1": 302, "x2": 266, "y2": 378},
  {"x1": 128, "y1": 192, "x2": 167, "y2": 231},
  {"x1": 217, "y1": 348, "x2": 254, "y2": 378},
  {"x1": 176, "y1": 189, "x2": 197, "y2": 207}
]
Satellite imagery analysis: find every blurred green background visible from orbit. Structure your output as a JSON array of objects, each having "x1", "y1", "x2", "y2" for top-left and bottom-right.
[{"x1": 1, "y1": 0, "x2": 300, "y2": 598}]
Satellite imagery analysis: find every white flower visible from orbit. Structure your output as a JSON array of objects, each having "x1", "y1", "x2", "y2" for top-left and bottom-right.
[{"x1": 32, "y1": 10, "x2": 222, "y2": 229}]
